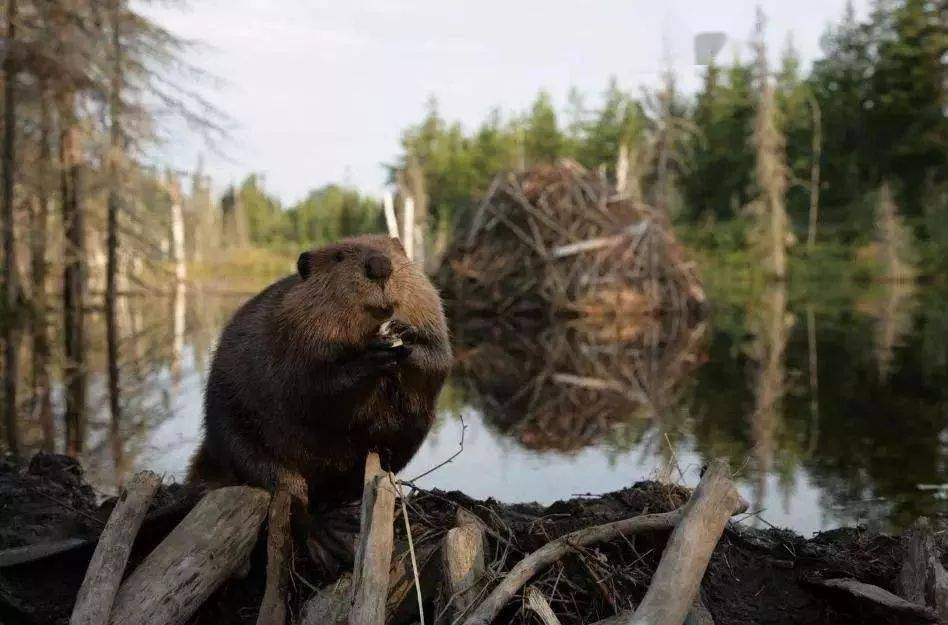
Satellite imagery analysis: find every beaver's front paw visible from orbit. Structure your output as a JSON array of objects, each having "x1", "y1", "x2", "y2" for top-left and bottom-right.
[{"x1": 371, "y1": 319, "x2": 418, "y2": 349}]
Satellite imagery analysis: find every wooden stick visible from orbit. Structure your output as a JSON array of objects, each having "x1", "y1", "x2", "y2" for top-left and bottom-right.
[
  {"x1": 255, "y1": 485, "x2": 292, "y2": 625},
  {"x1": 300, "y1": 573, "x2": 352, "y2": 625},
  {"x1": 438, "y1": 511, "x2": 486, "y2": 624},
  {"x1": 70, "y1": 470, "x2": 161, "y2": 625},
  {"x1": 806, "y1": 578, "x2": 937, "y2": 621},
  {"x1": 349, "y1": 452, "x2": 397, "y2": 625},
  {"x1": 388, "y1": 543, "x2": 440, "y2": 625},
  {"x1": 108, "y1": 486, "x2": 270, "y2": 625},
  {"x1": 525, "y1": 587, "x2": 563, "y2": 625},
  {"x1": 463, "y1": 460, "x2": 746, "y2": 625},
  {"x1": 300, "y1": 574, "x2": 352, "y2": 625},
  {"x1": 898, "y1": 517, "x2": 948, "y2": 623},
  {"x1": 550, "y1": 221, "x2": 649, "y2": 259},
  {"x1": 624, "y1": 459, "x2": 746, "y2": 625},
  {"x1": 0, "y1": 537, "x2": 88, "y2": 567},
  {"x1": 461, "y1": 511, "x2": 679, "y2": 625}
]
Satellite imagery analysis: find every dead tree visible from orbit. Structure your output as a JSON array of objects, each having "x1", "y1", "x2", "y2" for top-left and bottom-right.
[
  {"x1": 30, "y1": 83, "x2": 54, "y2": 451},
  {"x1": 751, "y1": 8, "x2": 789, "y2": 280},
  {"x1": 106, "y1": 0, "x2": 125, "y2": 469},
  {"x1": 2, "y1": 0, "x2": 19, "y2": 457}
]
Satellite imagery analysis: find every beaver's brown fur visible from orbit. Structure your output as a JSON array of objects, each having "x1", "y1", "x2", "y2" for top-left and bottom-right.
[{"x1": 188, "y1": 234, "x2": 452, "y2": 508}]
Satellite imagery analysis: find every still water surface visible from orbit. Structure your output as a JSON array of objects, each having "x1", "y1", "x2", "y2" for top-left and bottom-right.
[{"x1": 9, "y1": 279, "x2": 947, "y2": 535}]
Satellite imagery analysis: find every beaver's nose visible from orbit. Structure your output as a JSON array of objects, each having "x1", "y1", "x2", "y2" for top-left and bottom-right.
[{"x1": 365, "y1": 254, "x2": 393, "y2": 282}]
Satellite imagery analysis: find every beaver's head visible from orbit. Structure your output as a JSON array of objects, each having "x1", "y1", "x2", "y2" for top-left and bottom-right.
[{"x1": 281, "y1": 234, "x2": 445, "y2": 348}]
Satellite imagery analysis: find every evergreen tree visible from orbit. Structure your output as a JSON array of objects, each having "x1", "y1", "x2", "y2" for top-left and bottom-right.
[
  {"x1": 809, "y1": 1, "x2": 873, "y2": 226},
  {"x1": 866, "y1": 0, "x2": 947, "y2": 215},
  {"x1": 523, "y1": 91, "x2": 562, "y2": 166},
  {"x1": 681, "y1": 59, "x2": 756, "y2": 220}
]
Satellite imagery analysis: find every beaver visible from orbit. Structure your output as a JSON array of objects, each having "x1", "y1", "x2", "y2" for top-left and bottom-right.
[{"x1": 188, "y1": 234, "x2": 452, "y2": 520}]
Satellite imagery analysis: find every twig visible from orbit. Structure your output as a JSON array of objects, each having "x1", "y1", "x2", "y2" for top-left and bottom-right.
[
  {"x1": 391, "y1": 473, "x2": 426, "y2": 625},
  {"x1": 70, "y1": 472, "x2": 161, "y2": 625},
  {"x1": 408, "y1": 414, "x2": 466, "y2": 482}
]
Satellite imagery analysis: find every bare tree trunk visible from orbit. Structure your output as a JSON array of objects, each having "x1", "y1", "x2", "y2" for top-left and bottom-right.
[
  {"x1": 752, "y1": 8, "x2": 788, "y2": 281},
  {"x1": 60, "y1": 92, "x2": 86, "y2": 457},
  {"x1": 2, "y1": 0, "x2": 19, "y2": 457},
  {"x1": 106, "y1": 0, "x2": 124, "y2": 471},
  {"x1": 167, "y1": 172, "x2": 186, "y2": 283},
  {"x1": 31, "y1": 86, "x2": 54, "y2": 451},
  {"x1": 806, "y1": 91, "x2": 821, "y2": 252}
]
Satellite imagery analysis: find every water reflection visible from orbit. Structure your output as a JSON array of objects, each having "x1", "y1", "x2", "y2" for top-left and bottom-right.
[
  {"x1": 0, "y1": 280, "x2": 944, "y2": 533},
  {"x1": 452, "y1": 314, "x2": 706, "y2": 453}
]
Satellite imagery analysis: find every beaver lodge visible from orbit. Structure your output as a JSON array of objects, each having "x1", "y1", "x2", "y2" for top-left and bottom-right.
[
  {"x1": 2, "y1": 453, "x2": 946, "y2": 625},
  {"x1": 437, "y1": 160, "x2": 706, "y2": 319},
  {"x1": 440, "y1": 161, "x2": 708, "y2": 454}
]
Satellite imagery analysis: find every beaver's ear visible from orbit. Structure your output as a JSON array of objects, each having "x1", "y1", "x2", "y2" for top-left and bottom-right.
[
  {"x1": 391, "y1": 237, "x2": 405, "y2": 254},
  {"x1": 297, "y1": 252, "x2": 312, "y2": 280}
]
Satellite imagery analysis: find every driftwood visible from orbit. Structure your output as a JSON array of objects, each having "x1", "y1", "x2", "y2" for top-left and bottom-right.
[
  {"x1": 623, "y1": 459, "x2": 746, "y2": 625},
  {"x1": 437, "y1": 509, "x2": 487, "y2": 624},
  {"x1": 898, "y1": 517, "x2": 948, "y2": 623},
  {"x1": 525, "y1": 587, "x2": 563, "y2": 625},
  {"x1": 462, "y1": 460, "x2": 745, "y2": 625},
  {"x1": 806, "y1": 577, "x2": 938, "y2": 621},
  {"x1": 684, "y1": 598, "x2": 715, "y2": 625},
  {"x1": 461, "y1": 511, "x2": 677, "y2": 625},
  {"x1": 301, "y1": 574, "x2": 352, "y2": 625},
  {"x1": 256, "y1": 485, "x2": 293, "y2": 625},
  {"x1": 387, "y1": 543, "x2": 440, "y2": 624},
  {"x1": 0, "y1": 537, "x2": 88, "y2": 567},
  {"x1": 108, "y1": 486, "x2": 270, "y2": 625},
  {"x1": 349, "y1": 453, "x2": 397, "y2": 625},
  {"x1": 70, "y1": 471, "x2": 162, "y2": 625}
]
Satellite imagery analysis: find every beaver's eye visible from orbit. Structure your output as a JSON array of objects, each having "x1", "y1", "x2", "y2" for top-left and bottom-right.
[{"x1": 334, "y1": 251, "x2": 344, "y2": 262}]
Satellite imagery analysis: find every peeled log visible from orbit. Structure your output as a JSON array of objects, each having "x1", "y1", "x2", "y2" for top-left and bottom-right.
[
  {"x1": 70, "y1": 471, "x2": 161, "y2": 625},
  {"x1": 349, "y1": 453, "x2": 397, "y2": 625},
  {"x1": 256, "y1": 486, "x2": 292, "y2": 625},
  {"x1": 624, "y1": 459, "x2": 746, "y2": 625},
  {"x1": 806, "y1": 578, "x2": 937, "y2": 621},
  {"x1": 462, "y1": 511, "x2": 681, "y2": 625},
  {"x1": 439, "y1": 515, "x2": 486, "y2": 624},
  {"x1": 108, "y1": 486, "x2": 270, "y2": 625},
  {"x1": 301, "y1": 574, "x2": 352, "y2": 625},
  {"x1": 899, "y1": 517, "x2": 948, "y2": 623}
]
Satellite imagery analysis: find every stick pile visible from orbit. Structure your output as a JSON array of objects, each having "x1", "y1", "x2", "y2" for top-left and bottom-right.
[
  {"x1": 438, "y1": 160, "x2": 705, "y2": 318},
  {"x1": 2, "y1": 453, "x2": 942, "y2": 625}
]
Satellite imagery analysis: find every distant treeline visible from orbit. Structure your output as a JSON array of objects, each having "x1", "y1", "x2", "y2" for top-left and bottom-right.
[
  {"x1": 218, "y1": 175, "x2": 383, "y2": 251},
  {"x1": 381, "y1": 0, "x2": 944, "y2": 263}
]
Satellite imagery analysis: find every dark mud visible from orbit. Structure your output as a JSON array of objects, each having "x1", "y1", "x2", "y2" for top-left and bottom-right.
[{"x1": 0, "y1": 454, "x2": 942, "y2": 625}]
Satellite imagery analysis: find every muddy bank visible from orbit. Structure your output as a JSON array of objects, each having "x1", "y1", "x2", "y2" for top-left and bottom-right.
[{"x1": 0, "y1": 453, "x2": 943, "y2": 625}]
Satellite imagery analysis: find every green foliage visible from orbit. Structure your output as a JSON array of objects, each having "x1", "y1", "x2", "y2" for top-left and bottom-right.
[
  {"x1": 285, "y1": 184, "x2": 383, "y2": 247},
  {"x1": 680, "y1": 60, "x2": 756, "y2": 221},
  {"x1": 523, "y1": 91, "x2": 562, "y2": 166},
  {"x1": 377, "y1": 0, "x2": 944, "y2": 279},
  {"x1": 223, "y1": 174, "x2": 383, "y2": 250}
]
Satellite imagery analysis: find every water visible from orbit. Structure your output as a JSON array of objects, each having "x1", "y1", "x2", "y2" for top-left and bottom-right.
[{"x1": 4, "y1": 279, "x2": 946, "y2": 535}]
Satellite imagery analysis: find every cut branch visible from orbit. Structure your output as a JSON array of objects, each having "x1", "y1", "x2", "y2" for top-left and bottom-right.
[
  {"x1": 255, "y1": 485, "x2": 292, "y2": 625},
  {"x1": 349, "y1": 452, "x2": 397, "y2": 625},
  {"x1": 70, "y1": 471, "x2": 161, "y2": 625},
  {"x1": 805, "y1": 578, "x2": 938, "y2": 621},
  {"x1": 624, "y1": 459, "x2": 746, "y2": 625},
  {"x1": 108, "y1": 486, "x2": 270, "y2": 625}
]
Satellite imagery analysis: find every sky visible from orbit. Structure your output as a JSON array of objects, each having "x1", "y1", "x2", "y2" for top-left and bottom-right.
[{"x1": 140, "y1": 0, "x2": 869, "y2": 204}]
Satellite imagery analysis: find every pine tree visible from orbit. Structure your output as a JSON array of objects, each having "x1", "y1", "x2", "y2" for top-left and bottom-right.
[
  {"x1": 523, "y1": 91, "x2": 562, "y2": 166},
  {"x1": 809, "y1": 1, "x2": 873, "y2": 222},
  {"x1": 867, "y1": 0, "x2": 947, "y2": 215}
]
